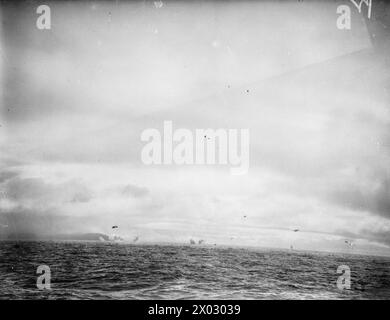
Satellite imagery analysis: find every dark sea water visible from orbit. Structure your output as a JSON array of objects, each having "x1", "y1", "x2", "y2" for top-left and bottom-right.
[{"x1": 0, "y1": 241, "x2": 389, "y2": 300}]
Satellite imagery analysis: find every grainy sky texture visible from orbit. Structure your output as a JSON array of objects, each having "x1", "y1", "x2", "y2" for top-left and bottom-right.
[{"x1": 1, "y1": 0, "x2": 390, "y2": 255}]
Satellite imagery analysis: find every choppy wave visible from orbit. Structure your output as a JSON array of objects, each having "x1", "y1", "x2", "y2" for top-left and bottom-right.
[{"x1": 0, "y1": 241, "x2": 389, "y2": 299}]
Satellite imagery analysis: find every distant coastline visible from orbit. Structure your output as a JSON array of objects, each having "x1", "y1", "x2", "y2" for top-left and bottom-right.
[{"x1": 0, "y1": 233, "x2": 110, "y2": 242}]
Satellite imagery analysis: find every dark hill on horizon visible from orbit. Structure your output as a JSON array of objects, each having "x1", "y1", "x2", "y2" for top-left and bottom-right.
[{"x1": 0, "y1": 233, "x2": 110, "y2": 241}]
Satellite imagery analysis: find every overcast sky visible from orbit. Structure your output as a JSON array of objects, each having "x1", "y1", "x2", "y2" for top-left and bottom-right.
[{"x1": 1, "y1": 1, "x2": 390, "y2": 255}]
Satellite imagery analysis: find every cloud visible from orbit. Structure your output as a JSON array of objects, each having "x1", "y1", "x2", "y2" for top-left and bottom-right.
[
  {"x1": 363, "y1": 229, "x2": 390, "y2": 247},
  {"x1": 325, "y1": 166, "x2": 390, "y2": 219},
  {"x1": 0, "y1": 2, "x2": 390, "y2": 255},
  {"x1": 329, "y1": 178, "x2": 390, "y2": 219},
  {"x1": 121, "y1": 184, "x2": 149, "y2": 198},
  {"x1": 0, "y1": 205, "x2": 105, "y2": 239},
  {"x1": 0, "y1": 170, "x2": 18, "y2": 183},
  {"x1": 3, "y1": 175, "x2": 93, "y2": 206}
]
